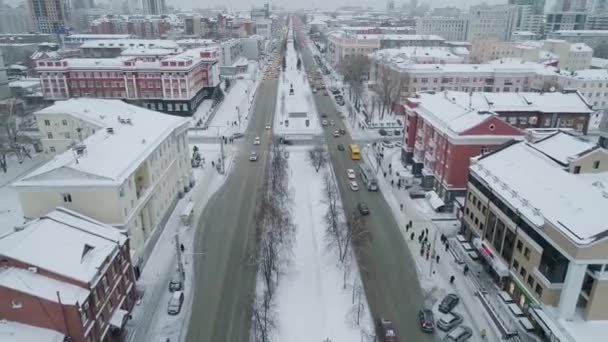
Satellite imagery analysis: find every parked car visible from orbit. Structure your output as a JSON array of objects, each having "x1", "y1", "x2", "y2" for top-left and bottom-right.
[
  {"x1": 249, "y1": 152, "x2": 258, "y2": 161},
  {"x1": 265, "y1": 123, "x2": 271, "y2": 130},
  {"x1": 337, "y1": 144, "x2": 345, "y2": 151},
  {"x1": 382, "y1": 141, "x2": 394, "y2": 148},
  {"x1": 339, "y1": 128, "x2": 346, "y2": 135},
  {"x1": 333, "y1": 130, "x2": 340, "y2": 137},
  {"x1": 349, "y1": 180, "x2": 359, "y2": 191},
  {"x1": 168, "y1": 271, "x2": 182, "y2": 292},
  {"x1": 167, "y1": 291, "x2": 184, "y2": 315},
  {"x1": 437, "y1": 312, "x2": 463, "y2": 332},
  {"x1": 439, "y1": 294, "x2": 460, "y2": 314},
  {"x1": 379, "y1": 129, "x2": 388, "y2": 136},
  {"x1": 254, "y1": 136, "x2": 261, "y2": 145},
  {"x1": 358, "y1": 202, "x2": 370, "y2": 215},
  {"x1": 442, "y1": 325, "x2": 472, "y2": 342},
  {"x1": 393, "y1": 129, "x2": 402, "y2": 136},
  {"x1": 231, "y1": 132, "x2": 244, "y2": 139},
  {"x1": 321, "y1": 113, "x2": 328, "y2": 118},
  {"x1": 322, "y1": 119, "x2": 328, "y2": 126},
  {"x1": 330, "y1": 120, "x2": 335, "y2": 126},
  {"x1": 346, "y1": 169, "x2": 356, "y2": 179},
  {"x1": 377, "y1": 318, "x2": 398, "y2": 342},
  {"x1": 419, "y1": 309, "x2": 435, "y2": 333}
]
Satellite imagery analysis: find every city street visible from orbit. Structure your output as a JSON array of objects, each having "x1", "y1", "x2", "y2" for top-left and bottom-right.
[
  {"x1": 185, "y1": 79, "x2": 279, "y2": 342},
  {"x1": 297, "y1": 28, "x2": 436, "y2": 341}
]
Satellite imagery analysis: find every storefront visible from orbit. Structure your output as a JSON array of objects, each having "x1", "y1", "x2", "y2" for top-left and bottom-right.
[{"x1": 473, "y1": 237, "x2": 510, "y2": 285}]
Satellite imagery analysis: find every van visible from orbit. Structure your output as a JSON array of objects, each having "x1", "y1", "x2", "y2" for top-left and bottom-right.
[
  {"x1": 167, "y1": 291, "x2": 184, "y2": 315},
  {"x1": 169, "y1": 271, "x2": 182, "y2": 292}
]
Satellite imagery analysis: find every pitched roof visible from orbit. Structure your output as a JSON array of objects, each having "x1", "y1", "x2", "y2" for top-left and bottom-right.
[{"x1": 532, "y1": 132, "x2": 597, "y2": 165}]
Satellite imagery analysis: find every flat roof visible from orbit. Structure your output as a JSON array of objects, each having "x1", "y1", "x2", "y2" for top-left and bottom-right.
[
  {"x1": 81, "y1": 39, "x2": 179, "y2": 50},
  {"x1": 472, "y1": 142, "x2": 608, "y2": 245},
  {"x1": 15, "y1": 99, "x2": 187, "y2": 187},
  {"x1": 0, "y1": 207, "x2": 127, "y2": 284},
  {"x1": 532, "y1": 132, "x2": 596, "y2": 165},
  {"x1": 0, "y1": 320, "x2": 65, "y2": 342},
  {"x1": 66, "y1": 34, "x2": 133, "y2": 39}
]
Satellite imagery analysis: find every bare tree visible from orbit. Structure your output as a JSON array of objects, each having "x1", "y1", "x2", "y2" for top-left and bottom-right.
[
  {"x1": 307, "y1": 145, "x2": 327, "y2": 172},
  {"x1": 340, "y1": 55, "x2": 370, "y2": 112},
  {"x1": 322, "y1": 172, "x2": 345, "y2": 259},
  {"x1": 251, "y1": 291, "x2": 277, "y2": 342},
  {"x1": 0, "y1": 99, "x2": 36, "y2": 173},
  {"x1": 341, "y1": 209, "x2": 371, "y2": 263},
  {"x1": 375, "y1": 62, "x2": 403, "y2": 119}
]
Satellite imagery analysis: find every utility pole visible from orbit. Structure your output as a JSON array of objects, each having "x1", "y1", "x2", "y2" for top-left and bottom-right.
[
  {"x1": 220, "y1": 136, "x2": 225, "y2": 175},
  {"x1": 428, "y1": 225, "x2": 439, "y2": 277}
]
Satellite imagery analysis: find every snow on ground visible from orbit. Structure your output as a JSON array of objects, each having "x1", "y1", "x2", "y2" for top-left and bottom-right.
[
  {"x1": 361, "y1": 145, "x2": 500, "y2": 342},
  {"x1": 189, "y1": 99, "x2": 213, "y2": 128},
  {"x1": 0, "y1": 153, "x2": 47, "y2": 236},
  {"x1": 188, "y1": 79, "x2": 256, "y2": 139},
  {"x1": 274, "y1": 147, "x2": 371, "y2": 342},
  {"x1": 274, "y1": 36, "x2": 322, "y2": 136},
  {"x1": 125, "y1": 143, "x2": 237, "y2": 342}
]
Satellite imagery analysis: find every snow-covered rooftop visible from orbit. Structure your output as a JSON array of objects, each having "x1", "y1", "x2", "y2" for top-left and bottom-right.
[
  {"x1": 552, "y1": 30, "x2": 608, "y2": 36},
  {"x1": 370, "y1": 46, "x2": 467, "y2": 66},
  {"x1": 565, "y1": 68, "x2": 608, "y2": 80},
  {"x1": 120, "y1": 48, "x2": 177, "y2": 57},
  {"x1": 570, "y1": 43, "x2": 593, "y2": 52},
  {"x1": 67, "y1": 34, "x2": 132, "y2": 40},
  {"x1": 532, "y1": 132, "x2": 597, "y2": 165},
  {"x1": 0, "y1": 320, "x2": 65, "y2": 342},
  {"x1": 472, "y1": 142, "x2": 608, "y2": 245},
  {"x1": 0, "y1": 267, "x2": 90, "y2": 305},
  {"x1": 399, "y1": 59, "x2": 555, "y2": 75},
  {"x1": 80, "y1": 39, "x2": 179, "y2": 50},
  {"x1": 15, "y1": 99, "x2": 187, "y2": 187},
  {"x1": 9, "y1": 78, "x2": 40, "y2": 89},
  {"x1": 0, "y1": 207, "x2": 127, "y2": 284},
  {"x1": 355, "y1": 33, "x2": 444, "y2": 41}
]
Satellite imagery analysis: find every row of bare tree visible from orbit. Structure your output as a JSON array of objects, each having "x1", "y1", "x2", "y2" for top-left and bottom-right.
[
  {"x1": 0, "y1": 100, "x2": 36, "y2": 174},
  {"x1": 251, "y1": 139, "x2": 295, "y2": 342}
]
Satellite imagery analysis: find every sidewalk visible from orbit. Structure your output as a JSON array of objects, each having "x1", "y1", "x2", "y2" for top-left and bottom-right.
[
  {"x1": 126, "y1": 143, "x2": 237, "y2": 342},
  {"x1": 362, "y1": 146, "x2": 502, "y2": 342}
]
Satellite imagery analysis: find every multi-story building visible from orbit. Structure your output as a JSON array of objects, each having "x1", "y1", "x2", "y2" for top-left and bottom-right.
[
  {"x1": 142, "y1": 0, "x2": 165, "y2": 15},
  {"x1": 219, "y1": 38, "x2": 244, "y2": 66},
  {"x1": 241, "y1": 35, "x2": 265, "y2": 61},
  {"x1": 64, "y1": 34, "x2": 134, "y2": 48},
  {"x1": 0, "y1": 4, "x2": 34, "y2": 34},
  {"x1": 548, "y1": 30, "x2": 608, "y2": 57},
  {"x1": 509, "y1": 0, "x2": 546, "y2": 14},
  {"x1": 415, "y1": 16, "x2": 468, "y2": 42},
  {"x1": 462, "y1": 140, "x2": 608, "y2": 338},
  {"x1": 338, "y1": 26, "x2": 416, "y2": 35},
  {"x1": 402, "y1": 91, "x2": 524, "y2": 204},
  {"x1": 184, "y1": 15, "x2": 202, "y2": 36},
  {"x1": 369, "y1": 47, "x2": 468, "y2": 75},
  {"x1": 0, "y1": 207, "x2": 137, "y2": 342},
  {"x1": 471, "y1": 39, "x2": 592, "y2": 71},
  {"x1": 600, "y1": 114, "x2": 608, "y2": 148},
  {"x1": 26, "y1": 0, "x2": 70, "y2": 34},
  {"x1": 255, "y1": 19, "x2": 272, "y2": 39},
  {"x1": 325, "y1": 30, "x2": 445, "y2": 67},
  {"x1": 80, "y1": 39, "x2": 180, "y2": 58},
  {"x1": 13, "y1": 99, "x2": 193, "y2": 266},
  {"x1": 466, "y1": 4, "x2": 520, "y2": 41},
  {"x1": 545, "y1": 12, "x2": 588, "y2": 33},
  {"x1": 35, "y1": 47, "x2": 221, "y2": 114},
  {"x1": 89, "y1": 15, "x2": 172, "y2": 40}
]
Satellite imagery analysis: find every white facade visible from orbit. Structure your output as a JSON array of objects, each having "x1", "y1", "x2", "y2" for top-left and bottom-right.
[
  {"x1": 255, "y1": 19, "x2": 272, "y2": 39},
  {"x1": 415, "y1": 16, "x2": 468, "y2": 41},
  {"x1": 220, "y1": 39, "x2": 244, "y2": 66},
  {"x1": 467, "y1": 4, "x2": 520, "y2": 41},
  {"x1": 241, "y1": 36, "x2": 265, "y2": 60},
  {"x1": 548, "y1": 30, "x2": 608, "y2": 52},
  {"x1": 14, "y1": 99, "x2": 193, "y2": 263}
]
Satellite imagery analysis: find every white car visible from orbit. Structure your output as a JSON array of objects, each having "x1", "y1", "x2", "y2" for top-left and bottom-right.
[
  {"x1": 249, "y1": 152, "x2": 258, "y2": 161},
  {"x1": 265, "y1": 123, "x2": 271, "y2": 130},
  {"x1": 349, "y1": 181, "x2": 359, "y2": 191},
  {"x1": 322, "y1": 119, "x2": 328, "y2": 126},
  {"x1": 346, "y1": 169, "x2": 356, "y2": 179},
  {"x1": 254, "y1": 136, "x2": 261, "y2": 145},
  {"x1": 333, "y1": 130, "x2": 340, "y2": 137}
]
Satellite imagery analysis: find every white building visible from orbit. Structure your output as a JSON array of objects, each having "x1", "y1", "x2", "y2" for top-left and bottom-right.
[
  {"x1": 415, "y1": 16, "x2": 469, "y2": 42},
  {"x1": 13, "y1": 99, "x2": 193, "y2": 264},
  {"x1": 466, "y1": 4, "x2": 520, "y2": 41},
  {"x1": 543, "y1": 39, "x2": 593, "y2": 71},
  {"x1": 220, "y1": 38, "x2": 244, "y2": 66},
  {"x1": 548, "y1": 30, "x2": 608, "y2": 54},
  {"x1": 241, "y1": 35, "x2": 265, "y2": 61},
  {"x1": 369, "y1": 46, "x2": 468, "y2": 69},
  {"x1": 255, "y1": 19, "x2": 272, "y2": 39}
]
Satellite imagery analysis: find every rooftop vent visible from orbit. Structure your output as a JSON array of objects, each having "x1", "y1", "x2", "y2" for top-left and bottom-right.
[
  {"x1": 13, "y1": 225, "x2": 25, "y2": 232},
  {"x1": 603, "y1": 191, "x2": 608, "y2": 199},
  {"x1": 107, "y1": 127, "x2": 114, "y2": 134},
  {"x1": 126, "y1": 118, "x2": 132, "y2": 125},
  {"x1": 73, "y1": 144, "x2": 86, "y2": 156}
]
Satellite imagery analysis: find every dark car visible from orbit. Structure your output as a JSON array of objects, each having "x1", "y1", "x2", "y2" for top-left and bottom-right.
[
  {"x1": 393, "y1": 129, "x2": 402, "y2": 136},
  {"x1": 437, "y1": 312, "x2": 464, "y2": 332},
  {"x1": 337, "y1": 144, "x2": 345, "y2": 151},
  {"x1": 379, "y1": 129, "x2": 388, "y2": 136},
  {"x1": 358, "y1": 202, "x2": 370, "y2": 215},
  {"x1": 339, "y1": 128, "x2": 346, "y2": 135},
  {"x1": 439, "y1": 294, "x2": 460, "y2": 314},
  {"x1": 419, "y1": 309, "x2": 435, "y2": 333},
  {"x1": 321, "y1": 113, "x2": 328, "y2": 118},
  {"x1": 377, "y1": 318, "x2": 398, "y2": 342}
]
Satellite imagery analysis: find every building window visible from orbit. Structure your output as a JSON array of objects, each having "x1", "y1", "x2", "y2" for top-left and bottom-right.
[
  {"x1": 527, "y1": 275, "x2": 534, "y2": 287},
  {"x1": 65, "y1": 132, "x2": 70, "y2": 139},
  {"x1": 47, "y1": 132, "x2": 53, "y2": 139},
  {"x1": 44, "y1": 119, "x2": 50, "y2": 126},
  {"x1": 516, "y1": 240, "x2": 523, "y2": 252},
  {"x1": 11, "y1": 300, "x2": 22, "y2": 309},
  {"x1": 49, "y1": 146, "x2": 56, "y2": 153},
  {"x1": 524, "y1": 247, "x2": 531, "y2": 260},
  {"x1": 520, "y1": 267, "x2": 527, "y2": 279},
  {"x1": 513, "y1": 259, "x2": 519, "y2": 270},
  {"x1": 535, "y1": 284, "x2": 543, "y2": 297},
  {"x1": 574, "y1": 165, "x2": 581, "y2": 174},
  {"x1": 62, "y1": 193, "x2": 72, "y2": 203},
  {"x1": 62, "y1": 119, "x2": 68, "y2": 126},
  {"x1": 593, "y1": 161, "x2": 600, "y2": 169}
]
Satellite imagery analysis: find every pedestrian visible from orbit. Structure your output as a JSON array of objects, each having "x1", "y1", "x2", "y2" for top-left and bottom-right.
[
  {"x1": 480, "y1": 329, "x2": 487, "y2": 339},
  {"x1": 389, "y1": 163, "x2": 392, "y2": 169},
  {"x1": 423, "y1": 236, "x2": 428, "y2": 245},
  {"x1": 441, "y1": 233, "x2": 446, "y2": 243},
  {"x1": 408, "y1": 220, "x2": 412, "y2": 228},
  {"x1": 384, "y1": 172, "x2": 387, "y2": 178},
  {"x1": 425, "y1": 228, "x2": 429, "y2": 236},
  {"x1": 400, "y1": 203, "x2": 403, "y2": 211},
  {"x1": 445, "y1": 242, "x2": 449, "y2": 252},
  {"x1": 426, "y1": 251, "x2": 430, "y2": 260},
  {"x1": 180, "y1": 244, "x2": 185, "y2": 252},
  {"x1": 418, "y1": 234, "x2": 422, "y2": 243},
  {"x1": 450, "y1": 275, "x2": 455, "y2": 284},
  {"x1": 405, "y1": 224, "x2": 410, "y2": 233},
  {"x1": 420, "y1": 248, "x2": 424, "y2": 257},
  {"x1": 410, "y1": 232, "x2": 415, "y2": 240},
  {"x1": 211, "y1": 161, "x2": 215, "y2": 167},
  {"x1": 391, "y1": 179, "x2": 394, "y2": 187},
  {"x1": 464, "y1": 264, "x2": 469, "y2": 275},
  {"x1": 436, "y1": 254, "x2": 440, "y2": 263}
]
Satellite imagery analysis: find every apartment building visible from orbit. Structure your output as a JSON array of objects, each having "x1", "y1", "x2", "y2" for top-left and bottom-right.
[
  {"x1": 545, "y1": 12, "x2": 588, "y2": 33},
  {"x1": 0, "y1": 207, "x2": 137, "y2": 342},
  {"x1": 369, "y1": 46, "x2": 468, "y2": 67},
  {"x1": 338, "y1": 26, "x2": 415, "y2": 35},
  {"x1": 531, "y1": 131, "x2": 608, "y2": 174},
  {"x1": 402, "y1": 92, "x2": 524, "y2": 204},
  {"x1": 27, "y1": 0, "x2": 70, "y2": 34},
  {"x1": 600, "y1": 114, "x2": 608, "y2": 148},
  {"x1": 13, "y1": 99, "x2": 193, "y2": 266},
  {"x1": 80, "y1": 39, "x2": 180, "y2": 58},
  {"x1": 35, "y1": 47, "x2": 221, "y2": 115},
  {"x1": 462, "y1": 140, "x2": 608, "y2": 340},
  {"x1": 415, "y1": 16, "x2": 469, "y2": 42},
  {"x1": 142, "y1": 0, "x2": 165, "y2": 15},
  {"x1": 467, "y1": 4, "x2": 520, "y2": 41},
  {"x1": 64, "y1": 34, "x2": 134, "y2": 48},
  {"x1": 548, "y1": 30, "x2": 608, "y2": 54},
  {"x1": 325, "y1": 30, "x2": 445, "y2": 67},
  {"x1": 90, "y1": 15, "x2": 172, "y2": 40},
  {"x1": 219, "y1": 38, "x2": 244, "y2": 66}
]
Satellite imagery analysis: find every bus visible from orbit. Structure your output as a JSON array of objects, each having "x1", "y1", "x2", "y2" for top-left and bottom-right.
[
  {"x1": 349, "y1": 144, "x2": 361, "y2": 160},
  {"x1": 359, "y1": 163, "x2": 378, "y2": 191}
]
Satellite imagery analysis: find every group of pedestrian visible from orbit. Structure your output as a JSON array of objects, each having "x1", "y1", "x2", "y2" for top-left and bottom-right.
[
  {"x1": 227, "y1": 120, "x2": 239, "y2": 126},
  {"x1": 221, "y1": 136, "x2": 236, "y2": 144}
]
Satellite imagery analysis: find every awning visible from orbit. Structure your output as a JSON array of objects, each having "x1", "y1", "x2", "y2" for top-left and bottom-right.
[
  {"x1": 472, "y1": 238, "x2": 509, "y2": 277},
  {"x1": 425, "y1": 191, "x2": 445, "y2": 211},
  {"x1": 109, "y1": 309, "x2": 128, "y2": 329}
]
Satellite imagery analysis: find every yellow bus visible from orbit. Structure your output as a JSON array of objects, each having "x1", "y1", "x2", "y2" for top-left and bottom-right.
[{"x1": 349, "y1": 144, "x2": 361, "y2": 160}]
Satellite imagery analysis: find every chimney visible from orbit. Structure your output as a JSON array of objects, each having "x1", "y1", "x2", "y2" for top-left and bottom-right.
[{"x1": 107, "y1": 127, "x2": 114, "y2": 134}]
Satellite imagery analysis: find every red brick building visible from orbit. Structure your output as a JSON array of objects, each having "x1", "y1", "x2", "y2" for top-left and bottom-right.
[
  {"x1": 35, "y1": 47, "x2": 221, "y2": 115},
  {"x1": 0, "y1": 207, "x2": 137, "y2": 342},
  {"x1": 403, "y1": 91, "x2": 525, "y2": 205}
]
